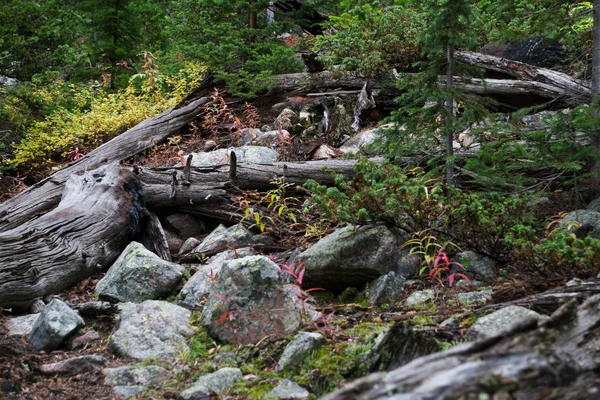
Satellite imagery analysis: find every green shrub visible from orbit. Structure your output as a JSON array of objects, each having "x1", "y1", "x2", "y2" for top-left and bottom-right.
[
  {"x1": 314, "y1": 3, "x2": 425, "y2": 75},
  {"x1": 5, "y1": 60, "x2": 206, "y2": 172},
  {"x1": 305, "y1": 159, "x2": 535, "y2": 260}
]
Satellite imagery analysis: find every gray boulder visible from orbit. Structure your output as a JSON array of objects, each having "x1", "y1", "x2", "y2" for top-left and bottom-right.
[
  {"x1": 189, "y1": 224, "x2": 272, "y2": 257},
  {"x1": 179, "y1": 248, "x2": 257, "y2": 309},
  {"x1": 28, "y1": 299, "x2": 84, "y2": 351},
  {"x1": 201, "y1": 256, "x2": 312, "y2": 344},
  {"x1": 186, "y1": 146, "x2": 278, "y2": 167},
  {"x1": 276, "y1": 332, "x2": 324, "y2": 372},
  {"x1": 165, "y1": 213, "x2": 206, "y2": 240},
  {"x1": 6, "y1": 313, "x2": 39, "y2": 336},
  {"x1": 294, "y1": 225, "x2": 419, "y2": 291},
  {"x1": 467, "y1": 305, "x2": 544, "y2": 341},
  {"x1": 104, "y1": 365, "x2": 169, "y2": 399},
  {"x1": 368, "y1": 272, "x2": 406, "y2": 306},
  {"x1": 405, "y1": 290, "x2": 435, "y2": 307},
  {"x1": 269, "y1": 379, "x2": 309, "y2": 399},
  {"x1": 339, "y1": 124, "x2": 391, "y2": 156},
  {"x1": 457, "y1": 289, "x2": 493, "y2": 306},
  {"x1": 180, "y1": 367, "x2": 242, "y2": 399},
  {"x1": 561, "y1": 209, "x2": 600, "y2": 239},
  {"x1": 179, "y1": 237, "x2": 202, "y2": 255},
  {"x1": 456, "y1": 251, "x2": 496, "y2": 280},
  {"x1": 109, "y1": 300, "x2": 193, "y2": 360},
  {"x1": 95, "y1": 241, "x2": 185, "y2": 303}
]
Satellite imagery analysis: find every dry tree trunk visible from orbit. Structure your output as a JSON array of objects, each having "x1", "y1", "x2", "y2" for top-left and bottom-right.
[{"x1": 0, "y1": 163, "x2": 146, "y2": 310}]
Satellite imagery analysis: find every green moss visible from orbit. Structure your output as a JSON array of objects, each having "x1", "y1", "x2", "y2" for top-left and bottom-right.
[
  {"x1": 460, "y1": 313, "x2": 481, "y2": 328},
  {"x1": 411, "y1": 315, "x2": 436, "y2": 326}
]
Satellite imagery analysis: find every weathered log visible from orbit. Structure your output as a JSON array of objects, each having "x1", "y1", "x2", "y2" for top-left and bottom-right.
[
  {"x1": 0, "y1": 95, "x2": 209, "y2": 233},
  {"x1": 270, "y1": 53, "x2": 589, "y2": 107},
  {"x1": 0, "y1": 163, "x2": 146, "y2": 310},
  {"x1": 321, "y1": 291, "x2": 600, "y2": 400},
  {"x1": 135, "y1": 158, "x2": 363, "y2": 207},
  {"x1": 486, "y1": 279, "x2": 600, "y2": 315},
  {"x1": 456, "y1": 50, "x2": 592, "y2": 103}
]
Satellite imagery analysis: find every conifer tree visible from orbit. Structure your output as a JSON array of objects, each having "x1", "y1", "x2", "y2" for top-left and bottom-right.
[{"x1": 385, "y1": 0, "x2": 484, "y2": 184}]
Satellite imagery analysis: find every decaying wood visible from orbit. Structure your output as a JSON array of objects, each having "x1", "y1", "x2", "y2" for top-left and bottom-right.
[
  {"x1": 322, "y1": 291, "x2": 600, "y2": 400},
  {"x1": 137, "y1": 211, "x2": 171, "y2": 262},
  {"x1": 269, "y1": 52, "x2": 589, "y2": 109},
  {"x1": 485, "y1": 279, "x2": 600, "y2": 315},
  {"x1": 135, "y1": 158, "x2": 361, "y2": 206},
  {"x1": 0, "y1": 163, "x2": 146, "y2": 310},
  {"x1": 456, "y1": 50, "x2": 592, "y2": 103},
  {"x1": 0, "y1": 96, "x2": 209, "y2": 233}
]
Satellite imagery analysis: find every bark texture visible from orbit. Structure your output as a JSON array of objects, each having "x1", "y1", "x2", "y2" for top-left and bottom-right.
[
  {"x1": 0, "y1": 96, "x2": 208, "y2": 233},
  {"x1": 0, "y1": 163, "x2": 146, "y2": 310}
]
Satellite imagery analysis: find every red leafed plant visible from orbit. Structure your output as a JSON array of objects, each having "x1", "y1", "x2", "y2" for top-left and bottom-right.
[
  {"x1": 430, "y1": 249, "x2": 470, "y2": 289},
  {"x1": 213, "y1": 291, "x2": 239, "y2": 327},
  {"x1": 279, "y1": 261, "x2": 323, "y2": 313}
]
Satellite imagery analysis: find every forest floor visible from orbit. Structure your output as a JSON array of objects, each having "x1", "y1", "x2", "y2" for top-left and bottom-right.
[{"x1": 0, "y1": 100, "x2": 585, "y2": 400}]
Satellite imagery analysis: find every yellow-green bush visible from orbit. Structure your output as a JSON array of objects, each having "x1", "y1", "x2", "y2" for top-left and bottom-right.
[{"x1": 7, "y1": 61, "x2": 206, "y2": 171}]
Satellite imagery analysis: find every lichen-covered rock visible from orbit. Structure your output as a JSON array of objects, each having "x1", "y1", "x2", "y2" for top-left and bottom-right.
[
  {"x1": 457, "y1": 290, "x2": 493, "y2": 306},
  {"x1": 467, "y1": 305, "x2": 544, "y2": 341},
  {"x1": 186, "y1": 146, "x2": 278, "y2": 167},
  {"x1": 104, "y1": 365, "x2": 169, "y2": 398},
  {"x1": 28, "y1": 299, "x2": 84, "y2": 351},
  {"x1": 255, "y1": 129, "x2": 290, "y2": 146},
  {"x1": 190, "y1": 224, "x2": 272, "y2": 257},
  {"x1": 179, "y1": 248, "x2": 257, "y2": 309},
  {"x1": 6, "y1": 313, "x2": 39, "y2": 336},
  {"x1": 269, "y1": 379, "x2": 309, "y2": 399},
  {"x1": 368, "y1": 272, "x2": 406, "y2": 306},
  {"x1": 456, "y1": 251, "x2": 496, "y2": 280},
  {"x1": 405, "y1": 290, "x2": 435, "y2": 306},
  {"x1": 109, "y1": 300, "x2": 193, "y2": 360},
  {"x1": 294, "y1": 225, "x2": 418, "y2": 292},
  {"x1": 201, "y1": 256, "x2": 312, "y2": 344},
  {"x1": 561, "y1": 209, "x2": 600, "y2": 239},
  {"x1": 95, "y1": 242, "x2": 184, "y2": 303},
  {"x1": 276, "y1": 332, "x2": 324, "y2": 372},
  {"x1": 179, "y1": 367, "x2": 242, "y2": 399}
]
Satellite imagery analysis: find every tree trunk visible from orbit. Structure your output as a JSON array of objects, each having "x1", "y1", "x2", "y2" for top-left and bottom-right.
[
  {"x1": 445, "y1": 42, "x2": 455, "y2": 184},
  {"x1": 591, "y1": 0, "x2": 600, "y2": 192},
  {"x1": 0, "y1": 163, "x2": 146, "y2": 311}
]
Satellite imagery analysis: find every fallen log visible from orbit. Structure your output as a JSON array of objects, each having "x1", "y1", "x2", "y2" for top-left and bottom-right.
[
  {"x1": 0, "y1": 163, "x2": 146, "y2": 311},
  {"x1": 0, "y1": 95, "x2": 209, "y2": 233},
  {"x1": 135, "y1": 158, "x2": 363, "y2": 207},
  {"x1": 321, "y1": 290, "x2": 600, "y2": 400},
  {"x1": 455, "y1": 50, "x2": 592, "y2": 103}
]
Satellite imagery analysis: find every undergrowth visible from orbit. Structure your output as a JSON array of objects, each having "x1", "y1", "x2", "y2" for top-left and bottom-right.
[{"x1": 305, "y1": 159, "x2": 600, "y2": 278}]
